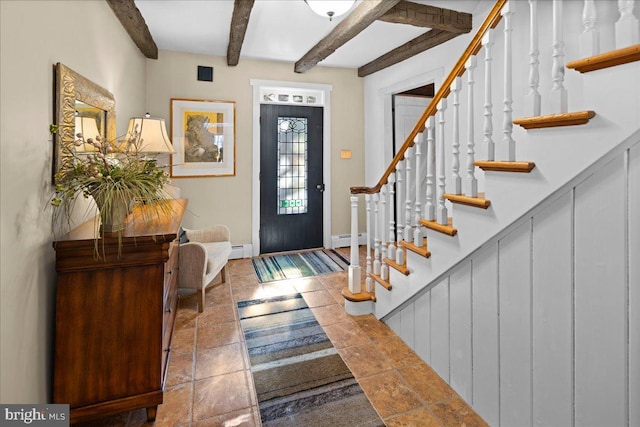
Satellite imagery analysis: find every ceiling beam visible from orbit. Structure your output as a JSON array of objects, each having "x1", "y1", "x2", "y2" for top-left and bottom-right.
[
  {"x1": 294, "y1": 0, "x2": 401, "y2": 74},
  {"x1": 379, "y1": 1, "x2": 472, "y2": 34},
  {"x1": 105, "y1": 0, "x2": 158, "y2": 59},
  {"x1": 227, "y1": 0, "x2": 255, "y2": 66},
  {"x1": 358, "y1": 29, "x2": 460, "y2": 77}
]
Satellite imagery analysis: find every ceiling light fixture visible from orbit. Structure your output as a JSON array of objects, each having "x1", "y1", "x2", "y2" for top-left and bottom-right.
[{"x1": 305, "y1": 0, "x2": 355, "y2": 21}]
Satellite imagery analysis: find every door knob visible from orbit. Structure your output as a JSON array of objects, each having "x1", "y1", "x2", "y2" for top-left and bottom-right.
[{"x1": 316, "y1": 184, "x2": 325, "y2": 192}]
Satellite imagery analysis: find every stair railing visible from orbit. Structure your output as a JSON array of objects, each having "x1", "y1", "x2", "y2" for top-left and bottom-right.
[
  {"x1": 347, "y1": 0, "x2": 507, "y2": 294},
  {"x1": 345, "y1": 0, "x2": 635, "y2": 296},
  {"x1": 349, "y1": 0, "x2": 508, "y2": 197}
]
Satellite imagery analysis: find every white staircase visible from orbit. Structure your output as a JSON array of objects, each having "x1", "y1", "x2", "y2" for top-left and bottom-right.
[{"x1": 343, "y1": 0, "x2": 640, "y2": 425}]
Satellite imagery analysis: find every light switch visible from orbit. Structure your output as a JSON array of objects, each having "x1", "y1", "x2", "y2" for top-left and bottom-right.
[{"x1": 340, "y1": 150, "x2": 352, "y2": 159}]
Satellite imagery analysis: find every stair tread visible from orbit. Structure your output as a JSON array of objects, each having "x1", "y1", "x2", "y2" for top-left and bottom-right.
[
  {"x1": 383, "y1": 258, "x2": 410, "y2": 276},
  {"x1": 370, "y1": 273, "x2": 393, "y2": 290},
  {"x1": 400, "y1": 239, "x2": 431, "y2": 258},
  {"x1": 566, "y1": 44, "x2": 640, "y2": 73},
  {"x1": 513, "y1": 111, "x2": 595, "y2": 129},
  {"x1": 443, "y1": 192, "x2": 491, "y2": 209},
  {"x1": 474, "y1": 160, "x2": 536, "y2": 173},
  {"x1": 342, "y1": 287, "x2": 376, "y2": 302},
  {"x1": 419, "y1": 217, "x2": 458, "y2": 236}
]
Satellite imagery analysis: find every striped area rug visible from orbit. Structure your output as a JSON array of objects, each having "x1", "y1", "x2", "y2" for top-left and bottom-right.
[
  {"x1": 252, "y1": 249, "x2": 347, "y2": 283},
  {"x1": 237, "y1": 293, "x2": 384, "y2": 427}
]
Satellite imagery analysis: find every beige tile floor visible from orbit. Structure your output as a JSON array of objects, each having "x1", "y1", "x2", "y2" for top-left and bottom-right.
[{"x1": 79, "y1": 248, "x2": 488, "y2": 427}]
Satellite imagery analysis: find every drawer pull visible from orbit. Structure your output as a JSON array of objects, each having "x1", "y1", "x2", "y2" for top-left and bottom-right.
[{"x1": 165, "y1": 307, "x2": 172, "y2": 313}]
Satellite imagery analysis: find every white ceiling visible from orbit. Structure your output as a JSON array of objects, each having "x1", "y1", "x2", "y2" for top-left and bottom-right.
[{"x1": 134, "y1": 0, "x2": 480, "y2": 69}]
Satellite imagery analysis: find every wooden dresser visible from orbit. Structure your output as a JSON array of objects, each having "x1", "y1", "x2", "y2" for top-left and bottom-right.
[{"x1": 52, "y1": 199, "x2": 187, "y2": 424}]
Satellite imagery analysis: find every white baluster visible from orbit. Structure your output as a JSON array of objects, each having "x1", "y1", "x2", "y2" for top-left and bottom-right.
[
  {"x1": 373, "y1": 193, "x2": 381, "y2": 276},
  {"x1": 365, "y1": 194, "x2": 373, "y2": 293},
  {"x1": 395, "y1": 240, "x2": 405, "y2": 266},
  {"x1": 466, "y1": 56, "x2": 478, "y2": 198},
  {"x1": 482, "y1": 30, "x2": 495, "y2": 161},
  {"x1": 580, "y1": 0, "x2": 600, "y2": 57},
  {"x1": 551, "y1": 0, "x2": 568, "y2": 114},
  {"x1": 404, "y1": 147, "x2": 414, "y2": 242},
  {"x1": 436, "y1": 99, "x2": 448, "y2": 225},
  {"x1": 527, "y1": 0, "x2": 542, "y2": 117},
  {"x1": 387, "y1": 172, "x2": 397, "y2": 260},
  {"x1": 502, "y1": 2, "x2": 516, "y2": 161},
  {"x1": 451, "y1": 77, "x2": 462, "y2": 193},
  {"x1": 348, "y1": 196, "x2": 361, "y2": 294},
  {"x1": 425, "y1": 116, "x2": 436, "y2": 220},
  {"x1": 380, "y1": 184, "x2": 387, "y2": 261},
  {"x1": 414, "y1": 132, "x2": 425, "y2": 247},
  {"x1": 380, "y1": 262, "x2": 389, "y2": 282},
  {"x1": 379, "y1": 184, "x2": 389, "y2": 281},
  {"x1": 395, "y1": 160, "x2": 404, "y2": 242},
  {"x1": 616, "y1": 0, "x2": 640, "y2": 48}
]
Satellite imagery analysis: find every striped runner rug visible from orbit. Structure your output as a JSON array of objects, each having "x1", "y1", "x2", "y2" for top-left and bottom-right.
[
  {"x1": 237, "y1": 293, "x2": 384, "y2": 427},
  {"x1": 252, "y1": 249, "x2": 347, "y2": 283}
]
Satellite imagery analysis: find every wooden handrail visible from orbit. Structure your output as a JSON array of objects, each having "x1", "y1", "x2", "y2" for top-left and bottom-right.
[{"x1": 351, "y1": 0, "x2": 507, "y2": 195}]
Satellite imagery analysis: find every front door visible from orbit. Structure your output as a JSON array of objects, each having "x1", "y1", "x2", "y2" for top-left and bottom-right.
[{"x1": 260, "y1": 104, "x2": 323, "y2": 254}]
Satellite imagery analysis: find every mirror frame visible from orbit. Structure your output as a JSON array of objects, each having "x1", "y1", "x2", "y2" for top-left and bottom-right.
[{"x1": 54, "y1": 62, "x2": 116, "y2": 181}]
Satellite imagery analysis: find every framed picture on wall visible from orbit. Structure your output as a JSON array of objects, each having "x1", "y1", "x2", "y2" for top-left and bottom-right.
[{"x1": 170, "y1": 98, "x2": 236, "y2": 177}]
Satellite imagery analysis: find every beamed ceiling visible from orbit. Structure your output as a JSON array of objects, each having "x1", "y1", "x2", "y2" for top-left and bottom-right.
[{"x1": 107, "y1": 0, "x2": 473, "y2": 77}]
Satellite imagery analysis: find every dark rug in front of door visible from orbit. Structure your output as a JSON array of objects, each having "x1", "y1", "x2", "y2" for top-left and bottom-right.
[
  {"x1": 237, "y1": 293, "x2": 384, "y2": 427},
  {"x1": 251, "y1": 249, "x2": 347, "y2": 283}
]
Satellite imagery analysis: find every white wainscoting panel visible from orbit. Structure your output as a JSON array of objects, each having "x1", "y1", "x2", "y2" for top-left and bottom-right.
[
  {"x1": 449, "y1": 262, "x2": 472, "y2": 403},
  {"x1": 400, "y1": 302, "x2": 415, "y2": 349},
  {"x1": 381, "y1": 132, "x2": 639, "y2": 427},
  {"x1": 386, "y1": 312, "x2": 401, "y2": 338},
  {"x1": 532, "y1": 193, "x2": 573, "y2": 427},
  {"x1": 574, "y1": 157, "x2": 626, "y2": 427},
  {"x1": 472, "y1": 246, "x2": 500, "y2": 426},
  {"x1": 414, "y1": 292, "x2": 431, "y2": 364},
  {"x1": 630, "y1": 144, "x2": 640, "y2": 427},
  {"x1": 430, "y1": 277, "x2": 450, "y2": 382},
  {"x1": 499, "y1": 222, "x2": 533, "y2": 427}
]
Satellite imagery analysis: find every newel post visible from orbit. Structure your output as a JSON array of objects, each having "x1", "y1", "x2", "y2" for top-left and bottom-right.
[
  {"x1": 365, "y1": 194, "x2": 373, "y2": 293},
  {"x1": 348, "y1": 195, "x2": 361, "y2": 294}
]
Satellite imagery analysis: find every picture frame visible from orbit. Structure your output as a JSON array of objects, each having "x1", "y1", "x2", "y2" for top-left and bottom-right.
[{"x1": 170, "y1": 98, "x2": 236, "y2": 177}]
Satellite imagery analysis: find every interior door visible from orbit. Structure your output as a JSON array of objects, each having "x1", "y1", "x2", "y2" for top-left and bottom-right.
[
  {"x1": 393, "y1": 94, "x2": 431, "y2": 232},
  {"x1": 260, "y1": 104, "x2": 323, "y2": 254}
]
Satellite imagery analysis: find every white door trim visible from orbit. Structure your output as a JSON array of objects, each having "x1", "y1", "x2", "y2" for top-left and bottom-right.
[
  {"x1": 250, "y1": 79, "x2": 333, "y2": 256},
  {"x1": 380, "y1": 68, "x2": 444, "y2": 168}
]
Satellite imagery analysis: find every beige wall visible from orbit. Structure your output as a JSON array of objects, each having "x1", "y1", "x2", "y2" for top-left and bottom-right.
[
  {"x1": 0, "y1": 2, "x2": 365, "y2": 404},
  {"x1": 146, "y1": 51, "x2": 365, "y2": 245},
  {"x1": 0, "y1": 0, "x2": 146, "y2": 402}
]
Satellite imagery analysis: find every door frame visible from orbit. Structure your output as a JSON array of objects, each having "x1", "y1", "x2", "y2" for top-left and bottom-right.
[
  {"x1": 379, "y1": 68, "x2": 444, "y2": 170},
  {"x1": 250, "y1": 79, "x2": 332, "y2": 256}
]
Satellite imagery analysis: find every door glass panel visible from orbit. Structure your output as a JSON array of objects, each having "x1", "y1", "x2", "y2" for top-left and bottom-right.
[{"x1": 277, "y1": 117, "x2": 308, "y2": 215}]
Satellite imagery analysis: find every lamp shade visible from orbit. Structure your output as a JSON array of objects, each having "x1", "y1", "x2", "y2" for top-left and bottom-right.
[
  {"x1": 305, "y1": 0, "x2": 355, "y2": 20},
  {"x1": 126, "y1": 114, "x2": 175, "y2": 154},
  {"x1": 74, "y1": 116, "x2": 101, "y2": 153}
]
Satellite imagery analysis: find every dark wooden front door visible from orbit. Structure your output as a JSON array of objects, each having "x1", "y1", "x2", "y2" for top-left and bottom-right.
[{"x1": 260, "y1": 104, "x2": 323, "y2": 254}]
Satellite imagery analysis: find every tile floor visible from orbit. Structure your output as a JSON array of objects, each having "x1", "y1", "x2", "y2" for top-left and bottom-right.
[{"x1": 79, "y1": 249, "x2": 488, "y2": 427}]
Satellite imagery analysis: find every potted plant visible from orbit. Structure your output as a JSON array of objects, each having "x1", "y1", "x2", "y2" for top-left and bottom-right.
[{"x1": 51, "y1": 123, "x2": 172, "y2": 248}]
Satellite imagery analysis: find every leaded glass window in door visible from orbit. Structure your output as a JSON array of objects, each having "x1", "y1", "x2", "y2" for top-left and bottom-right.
[{"x1": 277, "y1": 117, "x2": 308, "y2": 215}]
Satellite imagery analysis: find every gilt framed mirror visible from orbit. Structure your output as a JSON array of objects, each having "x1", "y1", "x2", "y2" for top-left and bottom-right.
[{"x1": 54, "y1": 62, "x2": 116, "y2": 181}]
